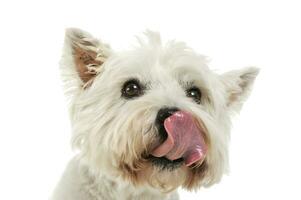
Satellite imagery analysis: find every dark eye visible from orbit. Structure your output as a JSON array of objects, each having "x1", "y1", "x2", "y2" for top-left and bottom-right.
[
  {"x1": 186, "y1": 87, "x2": 202, "y2": 104},
  {"x1": 121, "y1": 79, "x2": 143, "y2": 99}
]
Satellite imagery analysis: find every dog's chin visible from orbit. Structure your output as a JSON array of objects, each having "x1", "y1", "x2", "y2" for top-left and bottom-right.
[
  {"x1": 138, "y1": 153, "x2": 208, "y2": 189},
  {"x1": 145, "y1": 157, "x2": 208, "y2": 191}
]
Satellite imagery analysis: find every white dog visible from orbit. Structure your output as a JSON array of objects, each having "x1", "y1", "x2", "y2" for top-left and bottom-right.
[{"x1": 52, "y1": 28, "x2": 259, "y2": 200}]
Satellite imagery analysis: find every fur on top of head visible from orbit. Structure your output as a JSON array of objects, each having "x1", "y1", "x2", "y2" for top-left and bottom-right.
[{"x1": 60, "y1": 28, "x2": 259, "y2": 192}]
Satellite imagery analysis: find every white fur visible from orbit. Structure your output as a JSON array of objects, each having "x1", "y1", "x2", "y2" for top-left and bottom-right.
[{"x1": 52, "y1": 28, "x2": 259, "y2": 200}]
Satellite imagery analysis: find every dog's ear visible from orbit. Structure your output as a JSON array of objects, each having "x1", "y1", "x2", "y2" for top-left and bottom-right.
[
  {"x1": 61, "y1": 28, "x2": 111, "y2": 90},
  {"x1": 221, "y1": 67, "x2": 259, "y2": 112}
]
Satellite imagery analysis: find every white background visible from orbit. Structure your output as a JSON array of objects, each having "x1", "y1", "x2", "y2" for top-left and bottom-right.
[{"x1": 0, "y1": 0, "x2": 300, "y2": 199}]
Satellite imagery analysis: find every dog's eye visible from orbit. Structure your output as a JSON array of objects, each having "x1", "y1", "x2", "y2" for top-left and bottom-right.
[
  {"x1": 121, "y1": 79, "x2": 143, "y2": 99},
  {"x1": 186, "y1": 87, "x2": 202, "y2": 104}
]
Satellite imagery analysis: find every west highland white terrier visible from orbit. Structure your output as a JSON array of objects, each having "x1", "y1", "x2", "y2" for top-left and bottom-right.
[{"x1": 52, "y1": 28, "x2": 259, "y2": 200}]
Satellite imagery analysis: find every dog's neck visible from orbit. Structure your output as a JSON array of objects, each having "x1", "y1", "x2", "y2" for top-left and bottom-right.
[{"x1": 52, "y1": 156, "x2": 179, "y2": 200}]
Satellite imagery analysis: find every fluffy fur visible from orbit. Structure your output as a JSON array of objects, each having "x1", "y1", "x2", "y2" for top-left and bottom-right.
[{"x1": 52, "y1": 28, "x2": 259, "y2": 200}]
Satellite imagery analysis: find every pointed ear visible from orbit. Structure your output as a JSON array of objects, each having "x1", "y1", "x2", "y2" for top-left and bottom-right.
[
  {"x1": 221, "y1": 67, "x2": 259, "y2": 112},
  {"x1": 61, "y1": 28, "x2": 111, "y2": 90}
]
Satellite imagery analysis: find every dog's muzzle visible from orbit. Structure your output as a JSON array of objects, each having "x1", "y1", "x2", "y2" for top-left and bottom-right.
[{"x1": 149, "y1": 107, "x2": 208, "y2": 169}]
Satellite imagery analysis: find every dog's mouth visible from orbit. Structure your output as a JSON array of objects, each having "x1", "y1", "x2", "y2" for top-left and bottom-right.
[
  {"x1": 147, "y1": 111, "x2": 208, "y2": 170},
  {"x1": 147, "y1": 155, "x2": 184, "y2": 170}
]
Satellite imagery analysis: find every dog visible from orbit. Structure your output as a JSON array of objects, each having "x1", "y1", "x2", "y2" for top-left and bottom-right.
[{"x1": 52, "y1": 28, "x2": 259, "y2": 200}]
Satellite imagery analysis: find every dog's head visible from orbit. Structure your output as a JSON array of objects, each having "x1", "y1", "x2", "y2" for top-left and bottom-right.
[{"x1": 61, "y1": 28, "x2": 258, "y2": 192}]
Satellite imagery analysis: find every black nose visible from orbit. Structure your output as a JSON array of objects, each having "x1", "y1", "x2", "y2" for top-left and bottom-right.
[
  {"x1": 156, "y1": 107, "x2": 179, "y2": 124},
  {"x1": 155, "y1": 107, "x2": 179, "y2": 141}
]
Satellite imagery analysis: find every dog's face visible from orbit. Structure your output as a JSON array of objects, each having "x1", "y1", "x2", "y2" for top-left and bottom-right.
[{"x1": 61, "y1": 28, "x2": 258, "y2": 192}]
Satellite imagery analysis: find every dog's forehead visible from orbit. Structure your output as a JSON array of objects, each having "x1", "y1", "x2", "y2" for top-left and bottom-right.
[{"x1": 109, "y1": 44, "x2": 212, "y2": 85}]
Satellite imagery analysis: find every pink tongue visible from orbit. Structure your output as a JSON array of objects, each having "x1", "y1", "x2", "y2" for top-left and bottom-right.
[{"x1": 151, "y1": 111, "x2": 207, "y2": 166}]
